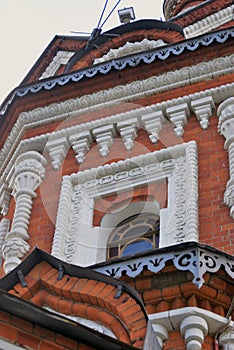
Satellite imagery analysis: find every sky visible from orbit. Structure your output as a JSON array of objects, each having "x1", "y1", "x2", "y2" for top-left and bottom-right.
[{"x1": 0, "y1": 0, "x2": 164, "y2": 106}]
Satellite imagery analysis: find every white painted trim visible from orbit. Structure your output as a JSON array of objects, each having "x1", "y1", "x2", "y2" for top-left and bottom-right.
[
  {"x1": 149, "y1": 307, "x2": 232, "y2": 349},
  {"x1": 0, "y1": 339, "x2": 24, "y2": 350},
  {"x1": 94, "y1": 38, "x2": 166, "y2": 64},
  {"x1": 39, "y1": 51, "x2": 74, "y2": 79},
  {"x1": 0, "y1": 53, "x2": 233, "y2": 177},
  {"x1": 52, "y1": 141, "x2": 198, "y2": 266},
  {"x1": 184, "y1": 5, "x2": 234, "y2": 39}
]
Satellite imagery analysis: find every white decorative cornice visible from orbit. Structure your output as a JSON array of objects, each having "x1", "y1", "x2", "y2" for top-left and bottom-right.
[
  {"x1": 149, "y1": 307, "x2": 232, "y2": 350},
  {"x1": 40, "y1": 51, "x2": 74, "y2": 79},
  {"x1": 2, "y1": 151, "x2": 47, "y2": 273},
  {"x1": 1, "y1": 27, "x2": 233, "y2": 118},
  {"x1": 0, "y1": 53, "x2": 233, "y2": 179},
  {"x1": 184, "y1": 5, "x2": 234, "y2": 39},
  {"x1": 217, "y1": 97, "x2": 234, "y2": 219},
  {"x1": 94, "y1": 38, "x2": 166, "y2": 64}
]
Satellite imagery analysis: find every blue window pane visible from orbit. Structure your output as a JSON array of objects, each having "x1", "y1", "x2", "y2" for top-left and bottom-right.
[{"x1": 121, "y1": 240, "x2": 153, "y2": 257}]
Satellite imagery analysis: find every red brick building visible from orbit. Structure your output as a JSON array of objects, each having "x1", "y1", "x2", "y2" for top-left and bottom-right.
[{"x1": 0, "y1": 1, "x2": 233, "y2": 349}]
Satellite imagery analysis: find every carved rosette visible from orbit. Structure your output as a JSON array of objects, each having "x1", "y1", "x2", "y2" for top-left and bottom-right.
[
  {"x1": 217, "y1": 98, "x2": 234, "y2": 219},
  {"x1": 2, "y1": 151, "x2": 47, "y2": 273}
]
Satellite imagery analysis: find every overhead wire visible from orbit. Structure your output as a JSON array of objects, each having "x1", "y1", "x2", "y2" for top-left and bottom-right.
[{"x1": 100, "y1": 0, "x2": 122, "y2": 29}]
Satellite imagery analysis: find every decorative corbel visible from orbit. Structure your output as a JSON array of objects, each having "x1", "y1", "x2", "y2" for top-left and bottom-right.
[
  {"x1": 180, "y1": 315, "x2": 208, "y2": 350},
  {"x1": 191, "y1": 96, "x2": 215, "y2": 130},
  {"x1": 217, "y1": 97, "x2": 234, "y2": 219},
  {"x1": 2, "y1": 151, "x2": 47, "y2": 273},
  {"x1": 92, "y1": 124, "x2": 116, "y2": 157},
  {"x1": 69, "y1": 131, "x2": 92, "y2": 164},
  {"x1": 141, "y1": 111, "x2": 166, "y2": 144},
  {"x1": 166, "y1": 103, "x2": 190, "y2": 137},
  {"x1": 45, "y1": 135, "x2": 70, "y2": 170},
  {"x1": 117, "y1": 118, "x2": 139, "y2": 150}
]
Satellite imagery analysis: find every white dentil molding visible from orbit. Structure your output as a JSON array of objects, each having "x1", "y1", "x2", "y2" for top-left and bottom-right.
[
  {"x1": 184, "y1": 5, "x2": 234, "y2": 39},
  {"x1": 2, "y1": 151, "x2": 47, "y2": 273}
]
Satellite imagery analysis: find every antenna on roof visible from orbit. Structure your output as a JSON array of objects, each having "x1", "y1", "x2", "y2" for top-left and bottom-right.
[{"x1": 71, "y1": 0, "x2": 123, "y2": 48}]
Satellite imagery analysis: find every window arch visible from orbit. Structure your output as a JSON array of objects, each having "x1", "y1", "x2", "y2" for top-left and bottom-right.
[{"x1": 107, "y1": 213, "x2": 160, "y2": 259}]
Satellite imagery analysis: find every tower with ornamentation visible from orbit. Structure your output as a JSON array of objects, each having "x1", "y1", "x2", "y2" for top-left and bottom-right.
[{"x1": 0, "y1": 1, "x2": 233, "y2": 349}]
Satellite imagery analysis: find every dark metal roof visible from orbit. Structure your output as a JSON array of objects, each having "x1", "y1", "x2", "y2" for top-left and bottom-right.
[
  {"x1": 0, "y1": 289, "x2": 138, "y2": 350},
  {"x1": 0, "y1": 247, "x2": 147, "y2": 319},
  {"x1": 0, "y1": 247, "x2": 152, "y2": 349},
  {"x1": 64, "y1": 19, "x2": 184, "y2": 73}
]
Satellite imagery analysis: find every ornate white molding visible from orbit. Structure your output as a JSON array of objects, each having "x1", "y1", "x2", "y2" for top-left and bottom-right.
[
  {"x1": 2, "y1": 151, "x2": 47, "y2": 273},
  {"x1": 92, "y1": 124, "x2": 116, "y2": 157},
  {"x1": 184, "y1": 5, "x2": 234, "y2": 39},
  {"x1": 69, "y1": 131, "x2": 92, "y2": 164},
  {"x1": 217, "y1": 97, "x2": 234, "y2": 219},
  {"x1": 166, "y1": 103, "x2": 190, "y2": 136},
  {"x1": 94, "y1": 38, "x2": 166, "y2": 64},
  {"x1": 117, "y1": 118, "x2": 139, "y2": 150},
  {"x1": 149, "y1": 307, "x2": 232, "y2": 350},
  {"x1": 0, "y1": 53, "x2": 233, "y2": 176},
  {"x1": 45, "y1": 135, "x2": 70, "y2": 170},
  {"x1": 40, "y1": 51, "x2": 74, "y2": 79},
  {"x1": 191, "y1": 96, "x2": 215, "y2": 130},
  {"x1": 52, "y1": 141, "x2": 198, "y2": 266}
]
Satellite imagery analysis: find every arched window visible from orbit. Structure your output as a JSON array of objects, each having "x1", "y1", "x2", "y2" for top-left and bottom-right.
[{"x1": 107, "y1": 213, "x2": 159, "y2": 259}]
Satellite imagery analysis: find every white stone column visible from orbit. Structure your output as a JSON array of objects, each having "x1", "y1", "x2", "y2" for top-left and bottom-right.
[
  {"x1": 217, "y1": 97, "x2": 234, "y2": 218},
  {"x1": 180, "y1": 315, "x2": 208, "y2": 350},
  {"x1": 219, "y1": 324, "x2": 234, "y2": 350},
  {"x1": 2, "y1": 151, "x2": 47, "y2": 273}
]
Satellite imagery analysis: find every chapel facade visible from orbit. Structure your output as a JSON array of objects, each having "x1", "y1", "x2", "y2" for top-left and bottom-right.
[{"x1": 0, "y1": 1, "x2": 233, "y2": 349}]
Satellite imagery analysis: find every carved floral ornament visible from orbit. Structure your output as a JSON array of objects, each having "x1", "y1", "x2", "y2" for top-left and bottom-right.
[{"x1": 52, "y1": 141, "x2": 198, "y2": 267}]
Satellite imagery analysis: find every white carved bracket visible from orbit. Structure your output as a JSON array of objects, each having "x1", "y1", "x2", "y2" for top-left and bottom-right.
[
  {"x1": 217, "y1": 97, "x2": 234, "y2": 219},
  {"x1": 191, "y1": 96, "x2": 215, "y2": 129},
  {"x1": 117, "y1": 118, "x2": 139, "y2": 150},
  {"x1": 92, "y1": 124, "x2": 116, "y2": 157},
  {"x1": 166, "y1": 103, "x2": 190, "y2": 137},
  {"x1": 45, "y1": 136, "x2": 70, "y2": 170},
  {"x1": 149, "y1": 307, "x2": 231, "y2": 350},
  {"x1": 69, "y1": 131, "x2": 92, "y2": 164},
  {"x1": 181, "y1": 315, "x2": 208, "y2": 350},
  {"x1": 141, "y1": 111, "x2": 166, "y2": 143}
]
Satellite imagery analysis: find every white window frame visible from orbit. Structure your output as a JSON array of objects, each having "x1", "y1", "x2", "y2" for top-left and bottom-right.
[{"x1": 52, "y1": 141, "x2": 198, "y2": 266}]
